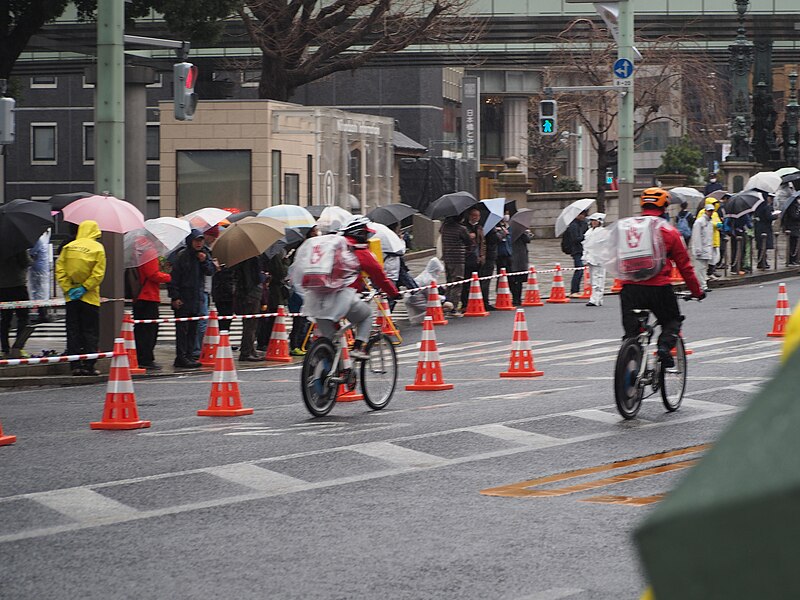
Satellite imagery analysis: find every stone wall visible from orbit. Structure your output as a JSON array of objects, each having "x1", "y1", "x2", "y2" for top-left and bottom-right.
[{"x1": 524, "y1": 191, "x2": 620, "y2": 239}]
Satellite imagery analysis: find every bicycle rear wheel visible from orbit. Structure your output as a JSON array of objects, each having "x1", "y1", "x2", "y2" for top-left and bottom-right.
[
  {"x1": 360, "y1": 333, "x2": 398, "y2": 410},
  {"x1": 301, "y1": 338, "x2": 338, "y2": 417},
  {"x1": 660, "y1": 337, "x2": 687, "y2": 412},
  {"x1": 614, "y1": 338, "x2": 644, "y2": 419}
]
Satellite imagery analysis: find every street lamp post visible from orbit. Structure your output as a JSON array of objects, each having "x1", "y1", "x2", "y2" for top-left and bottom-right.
[
  {"x1": 785, "y1": 72, "x2": 799, "y2": 167},
  {"x1": 727, "y1": 0, "x2": 754, "y2": 162}
]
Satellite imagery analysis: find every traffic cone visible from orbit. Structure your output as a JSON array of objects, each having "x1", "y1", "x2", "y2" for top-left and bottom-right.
[
  {"x1": 198, "y1": 309, "x2": 220, "y2": 367},
  {"x1": 546, "y1": 264, "x2": 570, "y2": 304},
  {"x1": 579, "y1": 267, "x2": 592, "y2": 299},
  {"x1": 376, "y1": 297, "x2": 402, "y2": 343},
  {"x1": 198, "y1": 331, "x2": 254, "y2": 416},
  {"x1": 337, "y1": 345, "x2": 364, "y2": 402},
  {"x1": 406, "y1": 316, "x2": 454, "y2": 391},
  {"x1": 121, "y1": 311, "x2": 145, "y2": 375},
  {"x1": 425, "y1": 280, "x2": 448, "y2": 326},
  {"x1": 0, "y1": 418, "x2": 16, "y2": 446},
  {"x1": 670, "y1": 261, "x2": 684, "y2": 284},
  {"x1": 500, "y1": 309, "x2": 544, "y2": 378},
  {"x1": 345, "y1": 327, "x2": 355, "y2": 348},
  {"x1": 611, "y1": 279, "x2": 623, "y2": 293},
  {"x1": 264, "y1": 305, "x2": 292, "y2": 362},
  {"x1": 767, "y1": 282, "x2": 791, "y2": 338},
  {"x1": 495, "y1": 268, "x2": 515, "y2": 310},
  {"x1": 90, "y1": 338, "x2": 151, "y2": 430},
  {"x1": 463, "y1": 272, "x2": 489, "y2": 317},
  {"x1": 672, "y1": 332, "x2": 694, "y2": 356},
  {"x1": 522, "y1": 267, "x2": 544, "y2": 307}
]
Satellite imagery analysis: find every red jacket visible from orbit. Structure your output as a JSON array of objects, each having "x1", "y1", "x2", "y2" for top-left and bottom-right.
[
  {"x1": 136, "y1": 258, "x2": 172, "y2": 302},
  {"x1": 621, "y1": 208, "x2": 703, "y2": 297},
  {"x1": 344, "y1": 237, "x2": 400, "y2": 297}
]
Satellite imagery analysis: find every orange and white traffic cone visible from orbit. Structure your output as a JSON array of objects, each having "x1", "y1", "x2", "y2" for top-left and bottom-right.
[
  {"x1": 406, "y1": 316, "x2": 454, "y2": 391},
  {"x1": 90, "y1": 338, "x2": 151, "y2": 430},
  {"x1": 198, "y1": 309, "x2": 220, "y2": 367},
  {"x1": 264, "y1": 306, "x2": 292, "y2": 363},
  {"x1": 337, "y1": 345, "x2": 365, "y2": 402},
  {"x1": 579, "y1": 267, "x2": 592, "y2": 299},
  {"x1": 546, "y1": 264, "x2": 570, "y2": 304},
  {"x1": 463, "y1": 272, "x2": 489, "y2": 317},
  {"x1": 376, "y1": 297, "x2": 402, "y2": 343},
  {"x1": 425, "y1": 280, "x2": 448, "y2": 326},
  {"x1": 121, "y1": 311, "x2": 145, "y2": 375},
  {"x1": 522, "y1": 267, "x2": 544, "y2": 307},
  {"x1": 767, "y1": 282, "x2": 791, "y2": 338},
  {"x1": 0, "y1": 417, "x2": 16, "y2": 446},
  {"x1": 500, "y1": 309, "x2": 544, "y2": 378},
  {"x1": 670, "y1": 261, "x2": 684, "y2": 284},
  {"x1": 198, "y1": 331, "x2": 254, "y2": 416},
  {"x1": 611, "y1": 278, "x2": 623, "y2": 293},
  {"x1": 495, "y1": 268, "x2": 515, "y2": 310}
]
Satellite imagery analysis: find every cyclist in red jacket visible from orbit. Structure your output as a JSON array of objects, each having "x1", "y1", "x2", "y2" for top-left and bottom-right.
[{"x1": 619, "y1": 188, "x2": 705, "y2": 368}]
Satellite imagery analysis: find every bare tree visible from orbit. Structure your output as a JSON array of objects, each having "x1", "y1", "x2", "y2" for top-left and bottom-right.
[
  {"x1": 548, "y1": 19, "x2": 727, "y2": 212},
  {"x1": 237, "y1": 0, "x2": 483, "y2": 102}
]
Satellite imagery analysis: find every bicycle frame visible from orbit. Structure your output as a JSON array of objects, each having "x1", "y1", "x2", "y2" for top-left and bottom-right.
[{"x1": 632, "y1": 310, "x2": 661, "y2": 396}]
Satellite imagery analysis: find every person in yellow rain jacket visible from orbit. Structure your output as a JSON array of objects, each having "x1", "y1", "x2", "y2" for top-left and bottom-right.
[{"x1": 55, "y1": 220, "x2": 106, "y2": 376}]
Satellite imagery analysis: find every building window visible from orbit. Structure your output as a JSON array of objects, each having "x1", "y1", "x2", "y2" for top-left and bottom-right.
[
  {"x1": 31, "y1": 124, "x2": 57, "y2": 163},
  {"x1": 241, "y1": 70, "x2": 260, "y2": 88},
  {"x1": 176, "y1": 150, "x2": 252, "y2": 216},
  {"x1": 146, "y1": 74, "x2": 163, "y2": 88},
  {"x1": 284, "y1": 174, "x2": 299, "y2": 205},
  {"x1": 83, "y1": 123, "x2": 95, "y2": 163},
  {"x1": 82, "y1": 75, "x2": 95, "y2": 89},
  {"x1": 31, "y1": 76, "x2": 57, "y2": 89},
  {"x1": 271, "y1": 150, "x2": 282, "y2": 204},
  {"x1": 146, "y1": 124, "x2": 160, "y2": 162},
  {"x1": 637, "y1": 121, "x2": 670, "y2": 152},
  {"x1": 307, "y1": 155, "x2": 313, "y2": 205}
]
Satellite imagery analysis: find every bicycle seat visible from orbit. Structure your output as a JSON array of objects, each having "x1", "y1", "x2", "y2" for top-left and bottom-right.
[{"x1": 631, "y1": 309, "x2": 651, "y2": 316}]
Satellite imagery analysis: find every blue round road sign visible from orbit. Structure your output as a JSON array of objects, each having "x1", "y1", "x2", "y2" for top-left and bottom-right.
[{"x1": 613, "y1": 58, "x2": 634, "y2": 79}]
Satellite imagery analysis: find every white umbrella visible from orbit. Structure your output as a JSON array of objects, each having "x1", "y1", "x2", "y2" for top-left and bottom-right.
[
  {"x1": 774, "y1": 167, "x2": 800, "y2": 178},
  {"x1": 555, "y1": 198, "x2": 595, "y2": 237},
  {"x1": 144, "y1": 217, "x2": 192, "y2": 250},
  {"x1": 480, "y1": 197, "x2": 506, "y2": 233},
  {"x1": 745, "y1": 172, "x2": 782, "y2": 194},
  {"x1": 368, "y1": 222, "x2": 406, "y2": 255},
  {"x1": 316, "y1": 206, "x2": 353, "y2": 234},
  {"x1": 182, "y1": 207, "x2": 232, "y2": 232},
  {"x1": 668, "y1": 187, "x2": 704, "y2": 205},
  {"x1": 257, "y1": 204, "x2": 316, "y2": 228}
]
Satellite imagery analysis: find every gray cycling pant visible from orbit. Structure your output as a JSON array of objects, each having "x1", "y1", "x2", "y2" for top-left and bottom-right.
[{"x1": 315, "y1": 299, "x2": 373, "y2": 344}]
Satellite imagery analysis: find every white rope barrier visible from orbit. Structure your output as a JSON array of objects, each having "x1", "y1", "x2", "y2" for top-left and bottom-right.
[
  {"x1": 0, "y1": 297, "x2": 125, "y2": 310},
  {"x1": 0, "y1": 351, "x2": 116, "y2": 367}
]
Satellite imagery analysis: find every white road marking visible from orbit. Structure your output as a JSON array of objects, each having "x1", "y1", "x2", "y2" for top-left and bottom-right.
[
  {"x1": 34, "y1": 488, "x2": 139, "y2": 522},
  {"x1": 571, "y1": 408, "x2": 626, "y2": 425},
  {"x1": 353, "y1": 441, "x2": 447, "y2": 467},
  {"x1": 465, "y1": 424, "x2": 562, "y2": 448},
  {"x1": 204, "y1": 464, "x2": 307, "y2": 492},
  {"x1": 512, "y1": 589, "x2": 585, "y2": 600},
  {"x1": 709, "y1": 350, "x2": 781, "y2": 363}
]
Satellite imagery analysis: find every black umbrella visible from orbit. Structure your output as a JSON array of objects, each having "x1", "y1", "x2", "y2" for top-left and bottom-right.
[
  {"x1": 47, "y1": 191, "x2": 92, "y2": 211},
  {"x1": 780, "y1": 171, "x2": 800, "y2": 185},
  {"x1": 227, "y1": 210, "x2": 257, "y2": 223},
  {"x1": 366, "y1": 203, "x2": 418, "y2": 227},
  {"x1": 509, "y1": 208, "x2": 534, "y2": 242},
  {"x1": 264, "y1": 225, "x2": 312, "y2": 259},
  {"x1": 723, "y1": 189, "x2": 764, "y2": 220},
  {"x1": 427, "y1": 191, "x2": 478, "y2": 220},
  {"x1": 0, "y1": 199, "x2": 54, "y2": 259},
  {"x1": 780, "y1": 191, "x2": 800, "y2": 219}
]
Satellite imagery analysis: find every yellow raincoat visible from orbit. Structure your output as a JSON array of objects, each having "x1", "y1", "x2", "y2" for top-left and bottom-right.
[{"x1": 55, "y1": 220, "x2": 106, "y2": 306}]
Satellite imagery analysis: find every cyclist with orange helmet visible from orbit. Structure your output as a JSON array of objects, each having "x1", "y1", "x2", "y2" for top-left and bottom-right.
[{"x1": 618, "y1": 188, "x2": 705, "y2": 368}]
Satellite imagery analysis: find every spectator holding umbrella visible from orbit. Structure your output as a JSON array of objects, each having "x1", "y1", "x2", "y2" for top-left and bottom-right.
[
  {"x1": 0, "y1": 250, "x2": 32, "y2": 358},
  {"x1": 508, "y1": 209, "x2": 534, "y2": 305},
  {"x1": 439, "y1": 216, "x2": 471, "y2": 316},
  {"x1": 133, "y1": 255, "x2": 171, "y2": 371}
]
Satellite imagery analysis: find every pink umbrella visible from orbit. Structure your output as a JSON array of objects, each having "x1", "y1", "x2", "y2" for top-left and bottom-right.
[{"x1": 61, "y1": 194, "x2": 145, "y2": 233}]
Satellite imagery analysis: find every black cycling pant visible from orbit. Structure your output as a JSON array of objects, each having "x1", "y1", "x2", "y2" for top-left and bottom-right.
[{"x1": 620, "y1": 284, "x2": 683, "y2": 354}]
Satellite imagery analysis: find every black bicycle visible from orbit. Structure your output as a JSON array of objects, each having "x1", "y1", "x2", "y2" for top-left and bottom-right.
[
  {"x1": 301, "y1": 292, "x2": 398, "y2": 417},
  {"x1": 613, "y1": 293, "x2": 694, "y2": 419}
]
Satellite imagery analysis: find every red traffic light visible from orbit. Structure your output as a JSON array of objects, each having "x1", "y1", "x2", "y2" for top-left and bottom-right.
[{"x1": 185, "y1": 66, "x2": 197, "y2": 90}]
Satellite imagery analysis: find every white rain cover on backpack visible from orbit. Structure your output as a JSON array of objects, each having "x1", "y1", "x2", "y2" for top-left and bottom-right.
[
  {"x1": 584, "y1": 216, "x2": 667, "y2": 281},
  {"x1": 290, "y1": 235, "x2": 360, "y2": 294}
]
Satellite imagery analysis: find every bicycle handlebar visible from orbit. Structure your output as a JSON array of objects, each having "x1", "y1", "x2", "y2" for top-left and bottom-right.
[{"x1": 676, "y1": 291, "x2": 702, "y2": 302}]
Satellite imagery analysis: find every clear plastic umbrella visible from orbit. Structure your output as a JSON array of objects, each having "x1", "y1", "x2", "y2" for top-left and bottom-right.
[
  {"x1": 368, "y1": 222, "x2": 406, "y2": 255},
  {"x1": 745, "y1": 172, "x2": 782, "y2": 194},
  {"x1": 123, "y1": 217, "x2": 191, "y2": 267},
  {"x1": 555, "y1": 198, "x2": 595, "y2": 237},
  {"x1": 668, "y1": 187, "x2": 704, "y2": 205},
  {"x1": 774, "y1": 167, "x2": 800, "y2": 178},
  {"x1": 258, "y1": 204, "x2": 316, "y2": 228},
  {"x1": 316, "y1": 206, "x2": 353, "y2": 234},
  {"x1": 182, "y1": 207, "x2": 232, "y2": 232}
]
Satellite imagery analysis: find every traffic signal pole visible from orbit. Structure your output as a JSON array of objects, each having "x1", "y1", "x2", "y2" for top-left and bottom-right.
[{"x1": 617, "y1": 0, "x2": 635, "y2": 218}]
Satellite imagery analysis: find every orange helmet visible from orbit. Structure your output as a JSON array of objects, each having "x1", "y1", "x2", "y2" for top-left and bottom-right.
[{"x1": 641, "y1": 187, "x2": 670, "y2": 209}]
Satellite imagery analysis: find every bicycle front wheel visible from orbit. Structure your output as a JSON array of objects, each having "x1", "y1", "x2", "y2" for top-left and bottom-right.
[
  {"x1": 614, "y1": 338, "x2": 644, "y2": 419},
  {"x1": 301, "y1": 338, "x2": 338, "y2": 417},
  {"x1": 360, "y1": 334, "x2": 398, "y2": 410},
  {"x1": 660, "y1": 336, "x2": 687, "y2": 412}
]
